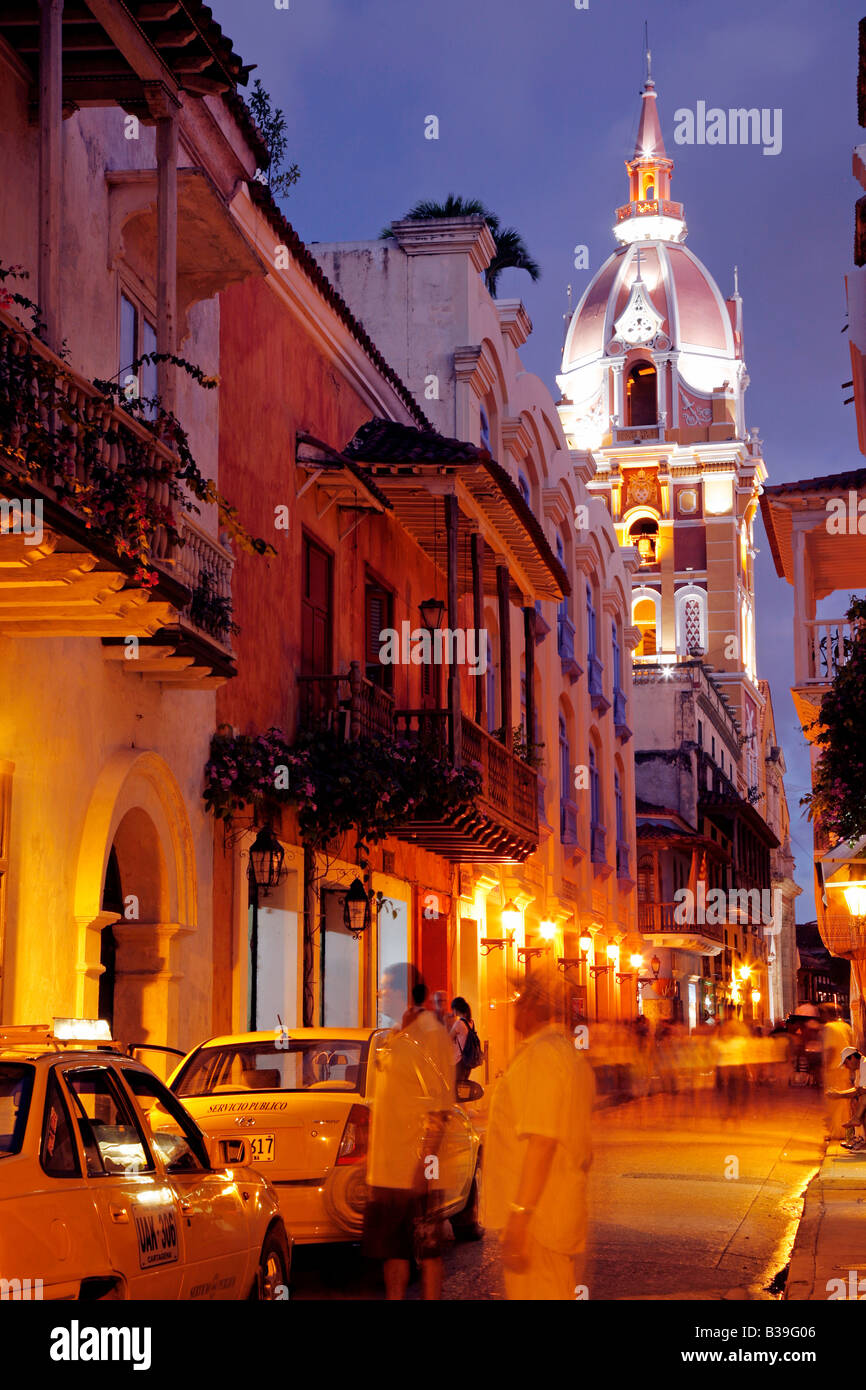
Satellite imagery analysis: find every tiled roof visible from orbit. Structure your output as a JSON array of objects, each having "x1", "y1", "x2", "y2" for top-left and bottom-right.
[
  {"x1": 344, "y1": 419, "x2": 571, "y2": 598},
  {"x1": 247, "y1": 184, "x2": 431, "y2": 430},
  {"x1": 761, "y1": 467, "x2": 866, "y2": 496},
  {"x1": 223, "y1": 90, "x2": 271, "y2": 169}
]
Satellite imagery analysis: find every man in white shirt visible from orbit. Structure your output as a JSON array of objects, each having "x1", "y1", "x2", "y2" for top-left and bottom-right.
[
  {"x1": 363, "y1": 966, "x2": 454, "y2": 1299},
  {"x1": 481, "y1": 967, "x2": 595, "y2": 1299},
  {"x1": 827, "y1": 1045, "x2": 866, "y2": 1149}
]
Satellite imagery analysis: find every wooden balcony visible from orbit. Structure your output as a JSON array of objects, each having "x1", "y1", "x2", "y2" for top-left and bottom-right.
[
  {"x1": 637, "y1": 901, "x2": 724, "y2": 956},
  {"x1": 392, "y1": 710, "x2": 539, "y2": 863},
  {"x1": 0, "y1": 308, "x2": 235, "y2": 688},
  {"x1": 295, "y1": 669, "x2": 539, "y2": 861},
  {"x1": 297, "y1": 663, "x2": 395, "y2": 741}
]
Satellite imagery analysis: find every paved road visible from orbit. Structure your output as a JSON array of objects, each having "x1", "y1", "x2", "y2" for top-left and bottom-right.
[{"x1": 289, "y1": 1089, "x2": 826, "y2": 1300}]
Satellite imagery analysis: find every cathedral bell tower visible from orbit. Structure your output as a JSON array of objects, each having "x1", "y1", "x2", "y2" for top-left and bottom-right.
[{"x1": 556, "y1": 73, "x2": 767, "y2": 744}]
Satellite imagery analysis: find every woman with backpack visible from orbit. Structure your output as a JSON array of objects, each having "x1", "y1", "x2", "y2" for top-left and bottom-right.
[{"x1": 451, "y1": 996, "x2": 481, "y2": 1082}]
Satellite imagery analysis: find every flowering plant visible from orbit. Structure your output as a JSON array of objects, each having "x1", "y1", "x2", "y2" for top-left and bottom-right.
[
  {"x1": 803, "y1": 597, "x2": 866, "y2": 843},
  {"x1": 204, "y1": 725, "x2": 481, "y2": 849},
  {"x1": 0, "y1": 263, "x2": 274, "y2": 587}
]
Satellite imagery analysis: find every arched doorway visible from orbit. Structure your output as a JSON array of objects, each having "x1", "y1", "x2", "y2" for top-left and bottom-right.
[{"x1": 74, "y1": 750, "x2": 197, "y2": 1051}]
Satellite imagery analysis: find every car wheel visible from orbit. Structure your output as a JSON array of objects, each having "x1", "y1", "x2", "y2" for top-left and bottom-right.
[
  {"x1": 254, "y1": 1226, "x2": 291, "y2": 1300},
  {"x1": 451, "y1": 1164, "x2": 483, "y2": 1242}
]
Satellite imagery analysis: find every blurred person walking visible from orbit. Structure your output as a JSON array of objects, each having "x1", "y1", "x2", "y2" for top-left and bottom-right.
[
  {"x1": 450, "y1": 996, "x2": 480, "y2": 1083},
  {"x1": 363, "y1": 964, "x2": 454, "y2": 1299},
  {"x1": 481, "y1": 967, "x2": 594, "y2": 1300},
  {"x1": 822, "y1": 1005, "x2": 854, "y2": 1139}
]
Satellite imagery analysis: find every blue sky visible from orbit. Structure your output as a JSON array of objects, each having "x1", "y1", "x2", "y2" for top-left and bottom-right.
[{"x1": 211, "y1": 0, "x2": 866, "y2": 918}]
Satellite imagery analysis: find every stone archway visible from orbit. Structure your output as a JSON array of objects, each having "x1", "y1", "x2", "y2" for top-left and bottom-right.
[{"x1": 73, "y1": 750, "x2": 197, "y2": 1048}]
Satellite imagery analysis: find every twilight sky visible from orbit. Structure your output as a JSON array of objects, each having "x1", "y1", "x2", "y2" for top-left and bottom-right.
[{"x1": 210, "y1": 0, "x2": 866, "y2": 919}]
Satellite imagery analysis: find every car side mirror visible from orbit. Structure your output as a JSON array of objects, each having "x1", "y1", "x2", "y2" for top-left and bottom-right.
[
  {"x1": 210, "y1": 1136, "x2": 249, "y2": 1168},
  {"x1": 456, "y1": 1080, "x2": 484, "y2": 1103}
]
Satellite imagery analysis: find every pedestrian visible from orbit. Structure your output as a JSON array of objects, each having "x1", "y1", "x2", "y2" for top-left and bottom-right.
[
  {"x1": 827, "y1": 1045, "x2": 866, "y2": 1150},
  {"x1": 481, "y1": 966, "x2": 594, "y2": 1300},
  {"x1": 449, "y1": 996, "x2": 474, "y2": 1082},
  {"x1": 363, "y1": 964, "x2": 454, "y2": 1299},
  {"x1": 821, "y1": 1005, "x2": 854, "y2": 1139},
  {"x1": 431, "y1": 990, "x2": 451, "y2": 1028}
]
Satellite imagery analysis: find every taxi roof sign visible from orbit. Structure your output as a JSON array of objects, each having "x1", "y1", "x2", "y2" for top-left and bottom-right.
[{"x1": 0, "y1": 1018, "x2": 116, "y2": 1049}]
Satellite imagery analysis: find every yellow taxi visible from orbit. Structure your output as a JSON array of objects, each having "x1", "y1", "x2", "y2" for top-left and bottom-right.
[
  {"x1": 0, "y1": 1019, "x2": 291, "y2": 1299},
  {"x1": 170, "y1": 1027, "x2": 482, "y2": 1245}
]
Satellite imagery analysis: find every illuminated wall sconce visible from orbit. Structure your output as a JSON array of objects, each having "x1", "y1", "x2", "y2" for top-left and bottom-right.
[
  {"x1": 480, "y1": 932, "x2": 514, "y2": 957},
  {"x1": 501, "y1": 899, "x2": 522, "y2": 934}
]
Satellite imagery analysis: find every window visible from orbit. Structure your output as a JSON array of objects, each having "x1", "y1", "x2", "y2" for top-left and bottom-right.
[
  {"x1": 119, "y1": 291, "x2": 157, "y2": 417},
  {"x1": 0, "y1": 1063, "x2": 33, "y2": 1157},
  {"x1": 518, "y1": 472, "x2": 531, "y2": 507},
  {"x1": 173, "y1": 1039, "x2": 371, "y2": 1097},
  {"x1": 63, "y1": 1067, "x2": 152, "y2": 1177},
  {"x1": 41, "y1": 1072, "x2": 80, "y2": 1178},
  {"x1": 480, "y1": 407, "x2": 491, "y2": 451},
  {"x1": 697, "y1": 719, "x2": 703, "y2": 748},
  {"x1": 633, "y1": 597, "x2": 657, "y2": 657},
  {"x1": 365, "y1": 581, "x2": 394, "y2": 690},
  {"x1": 123, "y1": 1067, "x2": 210, "y2": 1174},
  {"x1": 589, "y1": 747, "x2": 600, "y2": 828},
  {"x1": 626, "y1": 362, "x2": 657, "y2": 427},
  {"x1": 486, "y1": 635, "x2": 496, "y2": 732},
  {"x1": 615, "y1": 771, "x2": 624, "y2": 844},
  {"x1": 676, "y1": 587, "x2": 707, "y2": 655},
  {"x1": 586, "y1": 584, "x2": 597, "y2": 660},
  {"x1": 556, "y1": 535, "x2": 569, "y2": 651},
  {"x1": 612, "y1": 622, "x2": 622, "y2": 691},
  {"x1": 559, "y1": 715, "x2": 570, "y2": 803},
  {"x1": 301, "y1": 535, "x2": 333, "y2": 677}
]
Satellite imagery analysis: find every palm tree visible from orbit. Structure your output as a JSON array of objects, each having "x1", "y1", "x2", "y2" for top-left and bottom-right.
[{"x1": 380, "y1": 194, "x2": 540, "y2": 298}]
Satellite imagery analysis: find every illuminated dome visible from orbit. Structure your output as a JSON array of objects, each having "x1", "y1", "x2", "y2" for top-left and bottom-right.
[{"x1": 557, "y1": 77, "x2": 746, "y2": 450}]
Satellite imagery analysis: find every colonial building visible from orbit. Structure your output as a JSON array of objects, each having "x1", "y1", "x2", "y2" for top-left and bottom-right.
[
  {"x1": 307, "y1": 216, "x2": 640, "y2": 1062},
  {"x1": 557, "y1": 74, "x2": 796, "y2": 1024},
  {"x1": 0, "y1": 1, "x2": 269, "y2": 1055}
]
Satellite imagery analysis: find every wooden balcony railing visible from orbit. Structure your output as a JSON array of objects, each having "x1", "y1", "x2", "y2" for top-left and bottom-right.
[
  {"x1": 0, "y1": 305, "x2": 177, "y2": 566},
  {"x1": 173, "y1": 515, "x2": 235, "y2": 652},
  {"x1": 393, "y1": 708, "x2": 539, "y2": 860},
  {"x1": 637, "y1": 901, "x2": 724, "y2": 943},
  {"x1": 297, "y1": 662, "x2": 395, "y2": 741}
]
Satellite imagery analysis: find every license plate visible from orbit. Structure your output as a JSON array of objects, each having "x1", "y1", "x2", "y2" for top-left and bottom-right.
[
  {"x1": 248, "y1": 1134, "x2": 275, "y2": 1163},
  {"x1": 134, "y1": 1208, "x2": 178, "y2": 1268}
]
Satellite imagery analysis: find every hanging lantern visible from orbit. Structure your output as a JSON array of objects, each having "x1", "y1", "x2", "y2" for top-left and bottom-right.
[
  {"x1": 343, "y1": 878, "x2": 371, "y2": 937},
  {"x1": 419, "y1": 597, "x2": 446, "y2": 633},
  {"x1": 248, "y1": 826, "x2": 287, "y2": 896}
]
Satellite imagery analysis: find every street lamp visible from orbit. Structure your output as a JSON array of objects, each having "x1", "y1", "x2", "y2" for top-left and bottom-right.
[
  {"x1": 844, "y1": 884, "x2": 866, "y2": 918},
  {"x1": 751, "y1": 989, "x2": 761, "y2": 1006},
  {"x1": 343, "y1": 878, "x2": 371, "y2": 938},
  {"x1": 501, "y1": 899, "x2": 522, "y2": 934},
  {"x1": 539, "y1": 919, "x2": 557, "y2": 940},
  {"x1": 419, "y1": 597, "x2": 445, "y2": 633},
  {"x1": 248, "y1": 826, "x2": 287, "y2": 897}
]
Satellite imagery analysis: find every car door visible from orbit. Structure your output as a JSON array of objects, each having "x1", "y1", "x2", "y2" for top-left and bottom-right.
[
  {"x1": 121, "y1": 1065, "x2": 254, "y2": 1301},
  {"x1": 59, "y1": 1063, "x2": 183, "y2": 1299}
]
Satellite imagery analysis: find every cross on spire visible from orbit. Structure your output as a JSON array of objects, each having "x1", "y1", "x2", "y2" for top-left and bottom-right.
[{"x1": 645, "y1": 21, "x2": 652, "y2": 85}]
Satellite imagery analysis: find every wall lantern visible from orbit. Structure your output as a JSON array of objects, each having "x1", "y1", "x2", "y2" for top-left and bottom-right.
[
  {"x1": 248, "y1": 826, "x2": 287, "y2": 897},
  {"x1": 501, "y1": 899, "x2": 522, "y2": 934},
  {"x1": 343, "y1": 878, "x2": 371, "y2": 938},
  {"x1": 844, "y1": 883, "x2": 866, "y2": 919},
  {"x1": 750, "y1": 989, "x2": 761, "y2": 1006},
  {"x1": 419, "y1": 597, "x2": 446, "y2": 633},
  {"x1": 539, "y1": 919, "x2": 557, "y2": 941}
]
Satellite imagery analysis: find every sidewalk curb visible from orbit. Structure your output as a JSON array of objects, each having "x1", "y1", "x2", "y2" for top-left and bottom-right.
[{"x1": 785, "y1": 1139, "x2": 866, "y2": 1301}]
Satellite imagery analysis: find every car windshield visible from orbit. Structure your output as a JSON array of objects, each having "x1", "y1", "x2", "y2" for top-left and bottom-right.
[
  {"x1": 0, "y1": 1064, "x2": 34, "y2": 1157},
  {"x1": 173, "y1": 1039, "x2": 370, "y2": 1098}
]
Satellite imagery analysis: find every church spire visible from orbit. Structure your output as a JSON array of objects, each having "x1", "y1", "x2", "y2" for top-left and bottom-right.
[{"x1": 614, "y1": 57, "x2": 687, "y2": 246}]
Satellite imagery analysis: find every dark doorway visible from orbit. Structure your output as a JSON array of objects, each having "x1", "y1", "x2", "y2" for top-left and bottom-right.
[{"x1": 98, "y1": 845, "x2": 122, "y2": 1031}]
